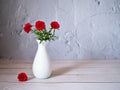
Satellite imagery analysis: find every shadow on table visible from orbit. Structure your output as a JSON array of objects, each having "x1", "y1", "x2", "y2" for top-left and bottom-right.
[{"x1": 51, "y1": 60, "x2": 92, "y2": 78}]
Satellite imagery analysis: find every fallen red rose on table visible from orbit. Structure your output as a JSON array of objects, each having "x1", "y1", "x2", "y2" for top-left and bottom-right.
[{"x1": 17, "y1": 72, "x2": 28, "y2": 81}]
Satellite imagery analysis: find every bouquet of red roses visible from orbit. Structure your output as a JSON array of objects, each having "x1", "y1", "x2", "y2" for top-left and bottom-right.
[{"x1": 24, "y1": 20, "x2": 60, "y2": 43}]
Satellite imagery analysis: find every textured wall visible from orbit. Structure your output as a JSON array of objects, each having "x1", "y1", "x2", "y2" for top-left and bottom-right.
[{"x1": 0, "y1": 0, "x2": 120, "y2": 60}]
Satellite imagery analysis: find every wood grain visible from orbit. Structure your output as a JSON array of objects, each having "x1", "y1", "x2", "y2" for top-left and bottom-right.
[{"x1": 0, "y1": 60, "x2": 120, "y2": 90}]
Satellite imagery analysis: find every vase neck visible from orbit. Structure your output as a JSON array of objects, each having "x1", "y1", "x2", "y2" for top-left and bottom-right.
[{"x1": 36, "y1": 40, "x2": 48, "y2": 46}]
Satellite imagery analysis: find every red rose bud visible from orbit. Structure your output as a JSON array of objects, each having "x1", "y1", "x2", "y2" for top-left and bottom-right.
[
  {"x1": 17, "y1": 72, "x2": 28, "y2": 82},
  {"x1": 50, "y1": 21, "x2": 60, "y2": 29},
  {"x1": 24, "y1": 23, "x2": 32, "y2": 33},
  {"x1": 35, "y1": 20, "x2": 45, "y2": 30}
]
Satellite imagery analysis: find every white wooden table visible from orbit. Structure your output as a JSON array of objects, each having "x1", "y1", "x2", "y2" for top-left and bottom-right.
[{"x1": 0, "y1": 60, "x2": 120, "y2": 90}]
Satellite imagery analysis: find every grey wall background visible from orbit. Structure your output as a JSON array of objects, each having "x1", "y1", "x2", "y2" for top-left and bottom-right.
[{"x1": 0, "y1": 0, "x2": 120, "y2": 60}]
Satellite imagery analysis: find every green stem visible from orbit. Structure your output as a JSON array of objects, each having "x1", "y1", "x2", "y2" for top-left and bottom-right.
[
  {"x1": 53, "y1": 29, "x2": 55, "y2": 35},
  {"x1": 49, "y1": 28, "x2": 52, "y2": 32}
]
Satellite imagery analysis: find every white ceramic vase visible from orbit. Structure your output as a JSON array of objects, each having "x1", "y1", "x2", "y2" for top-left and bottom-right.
[{"x1": 32, "y1": 40, "x2": 52, "y2": 79}]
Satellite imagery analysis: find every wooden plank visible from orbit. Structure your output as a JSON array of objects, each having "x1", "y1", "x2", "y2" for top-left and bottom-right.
[
  {"x1": 0, "y1": 83, "x2": 120, "y2": 90},
  {"x1": 0, "y1": 60, "x2": 120, "y2": 64},
  {"x1": 0, "y1": 73, "x2": 120, "y2": 83},
  {"x1": 0, "y1": 60, "x2": 120, "y2": 69},
  {"x1": 0, "y1": 67, "x2": 119, "y2": 75},
  {"x1": 0, "y1": 60, "x2": 119, "y2": 83}
]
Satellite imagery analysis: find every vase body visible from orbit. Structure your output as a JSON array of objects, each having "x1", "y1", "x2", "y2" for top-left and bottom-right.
[{"x1": 32, "y1": 40, "x2": 52, "y2": 79}]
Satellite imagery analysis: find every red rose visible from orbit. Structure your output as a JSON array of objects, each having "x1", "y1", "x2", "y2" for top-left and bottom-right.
[
  {"x1": 35, "y1": 20, "x2": 45, "y2": 30},
  {"x1": 24, "y1": 23, "x2": 32, "y2": 33},
  {"x1": 17, "y1": 72, "x2": 28, "y2": 81},
  {"x1": 50, "y1": 21, "x2": 60, "y2": 29}
]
